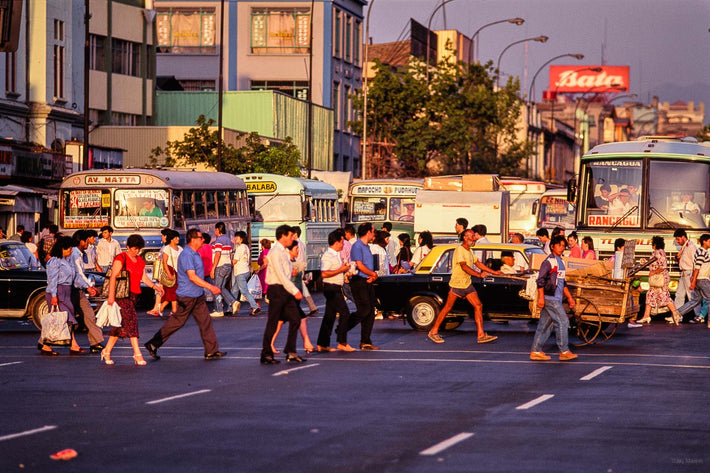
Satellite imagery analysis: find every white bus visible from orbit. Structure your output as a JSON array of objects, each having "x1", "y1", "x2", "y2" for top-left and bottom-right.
[{"x1": 348, "y1": 179, "x2": 423, "y2": 237}]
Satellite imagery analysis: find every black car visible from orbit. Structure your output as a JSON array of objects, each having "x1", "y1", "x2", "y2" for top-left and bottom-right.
[{"x1": 374, "y1": 243, "x2": 545, "y2": 331}]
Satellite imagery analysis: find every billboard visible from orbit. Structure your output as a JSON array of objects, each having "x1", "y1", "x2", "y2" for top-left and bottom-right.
[{"x1": 549, "y1": 65, "x2": 630, "y2": 93}]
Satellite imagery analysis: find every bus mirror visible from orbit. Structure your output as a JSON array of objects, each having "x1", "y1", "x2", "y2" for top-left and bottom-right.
[
  {"x1": 567, "y1": 179, "x2": 577, "y2": 202},
  {"x1": 531, "y1": 200, "x2": 538, "y2": 215}
]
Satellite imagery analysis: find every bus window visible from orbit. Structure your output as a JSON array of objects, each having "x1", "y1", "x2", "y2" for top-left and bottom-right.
[
  {"x1": 182, "y1": 191, "x2": 195, "y2": 220},
  {"x1": 217, "y1": 191, "x2": 228, "y2": 218},
  {"x1": 352, "y1": 197, "x2": 386, "y2": 222},
  {"x1": 649, "y1": 161, "x2": 710, "y2": 229},
  {"x1": 205, "y1": 191, "x2": 217, "y2": 219},
  {"x1": 582, "y1": 160, "x2": 642, "y2": 228},
  {"x1": 61, "y1": 189, "x2": 111, "y2": 229},
  {"x1": 390, "y1": 197, "x2": 415, "y2": 222},
  {"x1": 227, "y1": 191, "x2": 237, "y2": 217},
  {"x1": 173, "y1": 194, "x2": 184, "y2": 229},
  {"x1": 194, "y1": 191, "x2": 206, "y2": 219},
  {"x1": 114, "y1": 189, "x2": 168, "y2": 229},
  {"x1": 254, "y1": 195, "x2": 301, "y2": 222}
]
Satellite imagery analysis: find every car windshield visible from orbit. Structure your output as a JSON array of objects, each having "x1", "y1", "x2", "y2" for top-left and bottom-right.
[{"x1": 0, "y1": 244, "x2": 37, "y2": 270}]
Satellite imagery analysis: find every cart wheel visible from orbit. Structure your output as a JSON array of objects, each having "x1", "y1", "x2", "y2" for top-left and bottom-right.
[
  {"x1": 571, "y1": 297, "x2": 602, "y2": 346},
  {"x1": 597, "y1": 322, "x2": 617, "y2": 343}
]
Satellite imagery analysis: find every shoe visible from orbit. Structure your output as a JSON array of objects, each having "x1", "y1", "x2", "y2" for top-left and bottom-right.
[
  {"x1": 307, "y1": 309, "x2": 319, "y2": 317},
  {"x1": 477, "y1": 334, "x2": 498, "y2": 344},
  {"x1": 50, "y1": 448, "x2": 78, "y2": 461},
  {"x1": 40, "y1": 348, "x2": 59, "y2": 356},
  {"x1": 249, "y1": 307, "x2": 261, "y2": 316},
  {"x1": 232, "y1": 301, "x2": 241, "y2": 314},
  {"x1": 636, "y1": 317, "x2": 651, "y2": 324},
  {"x1": 690, "y1": 315, "x2": 705, "y2": 324},
  {"x1": 665, "y1": 316, "x2": 675, "y2": 324},
  {"x1": 428, "y1": 332, "x2": 445, "y2": 344},
  {"x1": 530, "y1": 351, "x2": 551, "y2": 361},
  {"x1": 100, "y1": 350, "x2": 114, "y2": 365},
  {"x1": 627, "y1": 321, "x2": 643, "y2": 328},
  {"x1": 205, "y1": 351, "x2": 227, "y2": 360},
  {"x1": 317, "y1": 345, "x2": 336, "y2": 352},
  {"x1": 337, "y1": 343, "x2": 356, "y2": 352},
  {"x1": 90, "y1": 343, "x2": 105, "y2": 353},
  {"x1": 69, "y1": 348, "x2": 88, "y2": 355},
  {"x1": 210, "y1": 311, "x2": 224, "y2": 318},
  {"x1": 559, "y1": 351, "x2": 578, "y2": 361},
  {"x1": 144, "y1": 341, "x2": 160, "y2": 360},
  {"x1": 147, "y1": 309, "x2": 161, "y2": 316},
  {"x1": 260, "y1": 355, "x2": 280, "y2": 365},
  {"x1": 359, "y1": 343, "x2": 380, "y2": 350},
  {"x1": 133, "y1": 354, "x2": 147, "y2": 366},
  {"x1": 304, "y1": 346, "x2": 315, "y2": 354},
  {"x1": 286, "y1": 354, "x2": 307, "y2": 363}
]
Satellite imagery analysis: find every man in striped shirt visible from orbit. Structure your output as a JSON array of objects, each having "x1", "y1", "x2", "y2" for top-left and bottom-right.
[{"x1": 676, "y1": 234, "x2": 710, "y2": 326}]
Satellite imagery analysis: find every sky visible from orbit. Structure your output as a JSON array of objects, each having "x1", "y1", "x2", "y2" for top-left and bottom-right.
[{"x1": 367, "y1": 0, "x2": 710, "y2": 123}]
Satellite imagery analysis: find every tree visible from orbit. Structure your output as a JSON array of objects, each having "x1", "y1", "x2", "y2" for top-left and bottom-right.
[
  {"x1": 150, "y1": 115, "x2": 301, "y2": 176},
  {"x1": 697, "y1": 124, "x2": 710, "y2": 142}
]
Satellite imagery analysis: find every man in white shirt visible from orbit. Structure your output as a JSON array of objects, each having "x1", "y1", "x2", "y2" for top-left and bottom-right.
[
  {"x1": 96, "y1": 225, "x2": 122, "y2": 272},
  {"x1": 608, "y1": 189, "x2": 634, "y2": 215},
  {"x1": 260, "y1": 224, "x2": 304, "y2": 365},
  {"x1": 510, "y1": 233, "x2": 530, "y2": 271},
  {"x1": 672, "y1": 192, "x2": 700, "y2": 214},
  {"x1": 316, "y1": 229, "x2": 353, "y2": 352},
  {"x1": 674, "y1": 229, "x2": 699, "y2": 320},
  {"x1": 230, "y1": 230, "x2": 260, "y2": 316}
]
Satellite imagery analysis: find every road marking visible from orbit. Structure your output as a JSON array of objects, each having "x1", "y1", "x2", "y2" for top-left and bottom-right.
[
  {"x1": 420, "y1": 432, "x2": 474, "y2": 456},
  {"x1": 146, "y1": 389, "x2": 212, "y2": 405},
  {"x1": 516, "y1": 394, "x2": 554, "y2": 410},
  {"x1": 0, "y1": 425, "x2": 57, "y2": 442},
  {"x1": 580, "y1": 365, "x2": 613, "y2": 381},
  {"x1": 0, "y1": 361, "x2": 22, "y2": 368},
  {"x1": 272, "y1": 363, "x2": 320, "y2": 377}
]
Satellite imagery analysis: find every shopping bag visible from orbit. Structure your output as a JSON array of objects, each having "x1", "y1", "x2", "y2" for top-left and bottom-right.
[
  {"x1": 242, "y1": 274, "x2": 262, "y2": 301},
  {"x1": 40, "y1": 306, "x2": 72, "y2": 346},
  {"x1": 101, "y1": 254, "x2": 131, "y2": 299},
  {"x1": 96, "y1": 301, "x2": 122, "y2": 328}
]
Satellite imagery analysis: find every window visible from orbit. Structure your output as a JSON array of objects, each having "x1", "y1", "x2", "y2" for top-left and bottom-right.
[
  {"x1": 53, "y1": 20, "x2": 65, "y2": 99},
  {"x1": 345, "y1": 16, "x2": 351, "y2": 62},
  {"x1": 182, "y1": 191, "x2": 195, "y2": 219},
  {"x1": 194, "y1": 191, "x2": 206, "y2": 219},
  {"x1": 250, "y1": 7, "x2": 310, "y2": 54},
  {"x1": 61, "y1": 190, "x2": 111, "y2": 229},
  {"x1": 332, "y1": 82, "x2": 340, "y2": 128},
  {"x1": 352, "y1": 197, "x2": 386, "y2": 222},
  {"x1": 581, "y1": 159, "x2": 642, "y2": 229},
  {"x1": 228, "y1": 190, "x2": 239, "y2": 217},
  {"x1": 648, "y1": 161, "x2": 710, "y2": 230},
  {"x1": 5, "y1": 52, "x2": 16, "y2": 95},
  {"x1": 333, "y1": 10, "x2": 341, "y2": 58},
  {"x1": 389, "y1": 198, "x2": 416, "y2": 222},
  {"x1": 250, "y1": 80, "x2": 308, "y2": 100},
  {"x1": 54, "y1": 19, "x2": 64, "y2": 41},
  {"x1": 217, "y1": 191, "x2": 227, "y2": 218},
  {"x1": 344, "y1": 85, "x2": 351, "y2": 131},
  {"x1": 109, "y1": 112, "x2": 138, "y2": 126},
  {"x1": 112, "y1": 39, "x2": 141, "y2": 77},
  {"x1": 205, "y1": 191, "x2": 217, "y2": 218},
  {"x1": 89, "y1": 35, "x2": 105, "y2": 71},
  {"x1": 353, "y1": 20, "x2": 361, "y2": 65},
  {"x1": 253, "y1": 195, "x2": 302, "y2": 222},
  {"x1": 178, "y1": 79, "x2": 216, "y2": 91},
  {"x1": 156, "y1": 8, "x2": 216, "y2": 54},
  {"x1": 114, "y1": 189, "x2": 169, "y2": 229}
]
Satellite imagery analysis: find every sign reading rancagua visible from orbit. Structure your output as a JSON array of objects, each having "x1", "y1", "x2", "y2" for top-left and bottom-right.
[
  {"x1": 352, "y1": 185, "x2": 421, "y2": 195},
  {"x1": 587, "y1": 215, "x2": 639, "y2": 227},
  {"x1": 246, "y1": 181, "x2": 277, "y2": 193},
  {"x1": 549, "y1": 65, "x2": 630, "y2": 94},
  {"x1": 83, "y1": 175, "x2": 141, "y2": 185}
]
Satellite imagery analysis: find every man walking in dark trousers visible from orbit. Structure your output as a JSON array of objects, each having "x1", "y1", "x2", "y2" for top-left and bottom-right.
[
  {"x1": 316, "y1": 229, "x2": 353, "y2": 352},
  {"x1": 348, "y1": 222, "x2": 380, "y2": 350},
  {"x1": 145, "y1": 228, "x2": 225, "y2": 361},
  {"x1": 260, "y1": 224, "x2": 305, "y2": 364}
]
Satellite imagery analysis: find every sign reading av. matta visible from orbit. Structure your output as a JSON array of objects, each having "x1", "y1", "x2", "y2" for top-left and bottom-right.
[{"x1": 550, "y1": 65, "x2": 630, "y2": 93}]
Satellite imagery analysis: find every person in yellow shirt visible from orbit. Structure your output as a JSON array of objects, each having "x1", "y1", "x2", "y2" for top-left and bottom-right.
[{"x1": 427, "y1": 229, "x2": 501, "y2": 344}]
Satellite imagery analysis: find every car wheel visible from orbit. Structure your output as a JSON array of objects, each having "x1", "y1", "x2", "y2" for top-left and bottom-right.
[
  {"x1": 407, "y1": 296, "x2": 440, "y2": 331},
  {"x1": 29, "y1": 293, "x2": 49, "y2": 330}
]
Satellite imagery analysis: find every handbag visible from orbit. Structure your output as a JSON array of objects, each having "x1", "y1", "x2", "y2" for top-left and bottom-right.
[
  {"x1": 40, "y1": 306, "x2": 72, "y2": 346},
  {"x1": 159, "y1": 250, "x2": 177, "y2": 288},
  {"x1": 101, "y1": 253, "x2": 131, "y2": 299},
  {"x1": 96, "y1": 301, "x2": 123, "y2": 328},
  {"x1": 648, "y1": 272, "x2": 665, "y2": 288}
]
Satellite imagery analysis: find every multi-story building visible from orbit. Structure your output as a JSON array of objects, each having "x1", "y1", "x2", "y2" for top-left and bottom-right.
[{"x1": 154, "y1": 0, "x2": 364, "y2": 175}]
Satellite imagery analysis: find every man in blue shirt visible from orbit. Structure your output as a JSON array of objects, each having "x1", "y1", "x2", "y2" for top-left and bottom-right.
[
  {"x1": 530, "y1": 235, "x2": 578, "y2": 361},
  {"x1": 145, "y1": 228, "x2": 226, "y2": 361},
  {"x1": 347, "y1": 222, "x2": 380, "y2": 350}
]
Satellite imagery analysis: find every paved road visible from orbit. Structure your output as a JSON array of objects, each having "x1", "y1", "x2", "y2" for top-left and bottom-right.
[{"x1": 1, "y1": 295, "x2": 709, "y2": 472}]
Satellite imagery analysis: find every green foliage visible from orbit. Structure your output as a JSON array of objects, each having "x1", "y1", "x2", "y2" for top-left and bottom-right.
[
  {"x1": 150, "y1": 115, "x2": 301, "y2": 176},
  {"x1": 351, "y1": 44, "x2": 533, "y2": 177},
  {"x1": 697, "y1": 124, "x2": 710, "y2": 142}
]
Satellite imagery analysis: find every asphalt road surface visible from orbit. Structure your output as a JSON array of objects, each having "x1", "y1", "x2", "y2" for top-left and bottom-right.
[{"x1": 1, "y1": 294, "x2": 709, "y2": 472}]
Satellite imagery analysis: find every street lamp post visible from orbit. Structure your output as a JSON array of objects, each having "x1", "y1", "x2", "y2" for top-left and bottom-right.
[
  {"x1": 496, "y1": 35, "x2": 548, "y2": 88},
  {"x1": 468, "y1": 17, "x2": 524, "y2": 64},
  {"x1": 425, "y1": 0, "x2": 455, "y2": 83},
  {"x1": 362, "y1": 0, "x2": 375, "y2": 179}
]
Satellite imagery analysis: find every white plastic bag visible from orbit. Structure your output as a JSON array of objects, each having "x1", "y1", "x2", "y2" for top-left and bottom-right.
[
  {"x1": 96, "y1": 301, "x2": 122, "y2": 328},
  {"x1": 40, "y1": 306, "x2": 71, "y2": 345},
  {"x1": 242, "y1": 273, "x2": 262, "y2": 301},
  {"x1": 519, "y1": 272, "x2": 539, "y2": 301}
]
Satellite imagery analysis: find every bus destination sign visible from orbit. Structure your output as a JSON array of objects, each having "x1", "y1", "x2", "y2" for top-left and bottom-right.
[
  {"x1": 83, "y1": 175, "x2": 141, "y2": 185},
  {"x1": 246, "y1": 181, "x2": 277, "y2": 193}
]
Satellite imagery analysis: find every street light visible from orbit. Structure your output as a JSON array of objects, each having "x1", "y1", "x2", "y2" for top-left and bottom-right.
[
  {"x1": 573, "y1": 84, "x2": 624, "y2": 173},
  {"x1": 468, "y1": 17, "x2": 524, "y2": 64},
  {"x1": 496, "y1": 35, "x2": 548, "y2": 88},
  {"x1": 426, "y1": 0, "x2": 455, "y2": 83},
  {"x1": 606, "y1": 93, "x2": 638, "y2": 105},
  {"x1": 362, "y1": 0, "x2": 376, "y2": 179}
]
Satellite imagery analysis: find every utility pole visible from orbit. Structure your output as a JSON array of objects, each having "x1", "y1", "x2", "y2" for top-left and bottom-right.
[
  {"x1": 83, "y1": 0, "x2": 90, "y2": 170},
  {"x1": 217, "y1": 0, "x2": 225, "y2": 172}
]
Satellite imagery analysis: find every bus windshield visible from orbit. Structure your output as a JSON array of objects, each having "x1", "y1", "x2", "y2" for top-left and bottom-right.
[
  {"x1": 61, "y1": 189, "x2": 111, "y2": 229},
  {"x1": 581, "y1": 160, "x2": 643, "y2": 228},
  {"x1": 648, "y1": 161, "x2": 710, "y2": 229},
  {"x1": 253, "y1": 195, "x2": 302, "y2": 222},
  {"x1": 114, "y1": 189, "x2": 170, "y2": 228},
  {"x1": 352, "y1": 197, "x2": 387, "y2": 222},
  {"x1": 509, "y1": 194, "x2": 540, "y2": 232},
  {"x1": 538, "y1": 195, "x2": 576, "y2": 230}
]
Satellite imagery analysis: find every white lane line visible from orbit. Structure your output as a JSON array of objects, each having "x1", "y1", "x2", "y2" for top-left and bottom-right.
[
  {"x1": 580, "y1": 365, "x2": 613, "y2": 381},
  {"x1": 146, "y1": 389, "x2": 212, "y2": 405},
  {"x1": 0, "y1": 425, "x2": 57, "y2": 442},
  {"x1": 516, "y1": 394, "x2": 555, "y2": 410},
  {"x1": 272, "y1": 363, "x2": 320, "y2": 377},
  {"x1": 0, "y1": 361, "x2": 22, "y2": 368},
  {"x1": 420, "y1": 432, "x2": 474, "y2": 456}
]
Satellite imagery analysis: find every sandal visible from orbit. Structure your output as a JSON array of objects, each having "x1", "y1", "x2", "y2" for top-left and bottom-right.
[
  {"x1": 477, "y1": 333, "x2": 498, "y2": 344},
  {"x1": 147, "y1": 309, "x2": 161, "y2": 316},
  {"x1": 100, "y1": 350, "x2": 114, "y2": 365},
  {"x1": 133, "y1": 354, "x2": 147, "y2": 366}
]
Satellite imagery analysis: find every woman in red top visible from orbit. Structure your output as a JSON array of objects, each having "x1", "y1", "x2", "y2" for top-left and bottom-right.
[{"x1": 101, "y1": 234, "x2": 164, "y2": 365}]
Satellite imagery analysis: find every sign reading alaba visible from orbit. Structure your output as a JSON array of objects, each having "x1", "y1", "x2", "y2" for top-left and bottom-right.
[{"x1": 549, "y1": 65, "x2": 629, "y2": 93}]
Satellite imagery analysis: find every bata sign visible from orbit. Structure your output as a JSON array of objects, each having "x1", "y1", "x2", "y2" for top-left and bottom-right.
[{"x1": 550, "y1": 65, "x2": 629, "y2": 93}]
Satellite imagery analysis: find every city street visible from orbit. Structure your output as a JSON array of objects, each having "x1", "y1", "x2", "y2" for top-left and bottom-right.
[{"x1": 1, "y1": 293, "x2": 709, "y2": 473}]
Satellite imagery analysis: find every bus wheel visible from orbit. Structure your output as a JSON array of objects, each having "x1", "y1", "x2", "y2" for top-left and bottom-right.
[{"x1": 406, "y1": 296, "x2": 440, "y2": 331}]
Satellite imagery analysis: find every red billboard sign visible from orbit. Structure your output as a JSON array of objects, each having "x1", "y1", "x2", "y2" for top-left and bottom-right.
[{"x1": 549, "y1": 65, "x2": 630, "y2": 93}]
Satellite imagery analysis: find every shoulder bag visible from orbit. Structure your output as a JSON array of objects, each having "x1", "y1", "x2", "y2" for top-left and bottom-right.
[
  {"x1": 159, "y1": 249, "x2": 177, "y2": 288},
  {"x1": 101, "y1": 253, "x2": 131, "y2": 299}
]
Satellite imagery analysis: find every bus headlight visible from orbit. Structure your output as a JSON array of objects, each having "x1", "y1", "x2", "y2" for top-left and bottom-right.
[
  {"x1": 640, "y1": 281, "x2": 650, "y2": 291},
  {"x1": 143, "y1": 251, "x2": 158, "y2": 262},
  {"x1": 668, "y1": 280, "x2": 678, "y2": 292}
]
